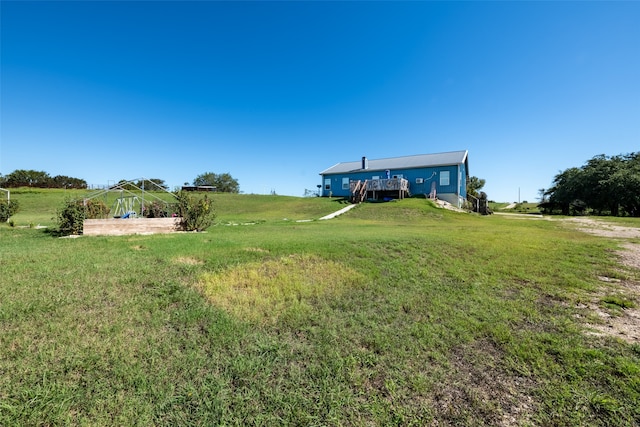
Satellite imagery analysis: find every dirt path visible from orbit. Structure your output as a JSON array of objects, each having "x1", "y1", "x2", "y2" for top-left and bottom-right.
[{"x1": 563, "y1": 217, "x2": 640, "y2": 343}]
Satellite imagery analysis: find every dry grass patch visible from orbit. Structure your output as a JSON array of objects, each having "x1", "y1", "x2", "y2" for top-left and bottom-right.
[
  {"x1": 244, "y1": 247, "x2": 270, "y2": 253},
  {"x1": 196, "y1": 254, "x2": 364, "y2": 325},
  {"x1": 174, "y1": 256, "x2": 205, "y2": 265}
]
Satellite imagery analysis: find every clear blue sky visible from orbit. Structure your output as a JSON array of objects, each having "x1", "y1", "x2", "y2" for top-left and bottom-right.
[{"x1": 1, "y1": 1, "x2": 638, "y2": 202}]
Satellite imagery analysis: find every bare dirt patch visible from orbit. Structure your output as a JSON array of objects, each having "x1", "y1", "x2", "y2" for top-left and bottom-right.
[
  {"x1": 566, "y1": 217, "x2": 640, "y2": 240},
  {"x1": 434, "y1": 339, "x2": 535, "y2": 427},
  {"x1": 564, "y1": 217, "x2": 640, "y2": 343},
  {"x1": 617, "y1": 242, "x2": 640, "y2": 270}
]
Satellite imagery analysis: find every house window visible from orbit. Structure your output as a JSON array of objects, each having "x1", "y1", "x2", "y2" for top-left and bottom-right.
[
  {"x1": 324, "y1": 178, "x2": 331, "y2": 190},
  {"x1": 342, "y1": 178, "x2": 350, "y2": 190},
  {"x1": 440, "y1": 171, "x2": 450, "y2": 186}
]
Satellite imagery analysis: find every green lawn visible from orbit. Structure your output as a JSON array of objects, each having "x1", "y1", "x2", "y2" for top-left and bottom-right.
[
  {"x1": 5, "y1": 188, "x2": 342, "y2": 227},
  {"x1": 1, "y1": 194, "x2": 639, "y2": 425},
  {"x1": 491, "y1": 201, "x2": 542, "y2": 214}
]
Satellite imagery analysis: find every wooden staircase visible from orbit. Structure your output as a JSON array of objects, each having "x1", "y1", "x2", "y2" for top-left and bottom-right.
[
  {"x1": 350, "y1": 180, "x2": 368, "y2": 203},
  {"x1": 428, "y1": 181, "x2": 437, "y2": 200}
]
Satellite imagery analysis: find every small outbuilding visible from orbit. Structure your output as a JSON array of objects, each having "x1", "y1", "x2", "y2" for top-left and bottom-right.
[{"x1": 319, "y1": 150, "x2": 469, "y2": 207}]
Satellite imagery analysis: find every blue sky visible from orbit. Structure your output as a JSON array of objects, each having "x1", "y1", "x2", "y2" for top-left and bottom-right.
[{"x1": 1, "y1": 1, "x2": 638, "y2": 202}]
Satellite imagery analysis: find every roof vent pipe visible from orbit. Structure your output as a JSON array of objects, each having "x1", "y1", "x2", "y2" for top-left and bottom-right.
[{"x1": 362, "y1": 156, "x2": 368, "y2": 170}]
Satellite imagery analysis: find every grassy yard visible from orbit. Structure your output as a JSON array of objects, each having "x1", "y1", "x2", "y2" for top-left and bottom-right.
[
  {"x1": 491, "y1": 202, "x2": 542, "y2": 214},
  {"x1": 5, "y1": 188, "x2": 342, "y2": 227},
  {"x1": 1, "y1": 194, "x2": 639, "y2": 425}
]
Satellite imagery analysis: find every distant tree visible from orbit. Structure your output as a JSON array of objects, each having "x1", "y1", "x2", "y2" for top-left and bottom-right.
[
  {"x1": 3, "y1": 169, "x2": 51, "y2": 188},
  {"x1": 133, "y1": 178, "x2": 168, "y2": 190},
  {"x1": 541, "y1": 152, "x2": 640, "y2": 216},
  {"x1": 1, "y1": 169, "x2": 89, "y2": 189},
  {"x1": 617, "y1": 153, "x2": 640, "y2": 217},
  {"x1": 582, "y1": 155, "x2": 621, "y2": 215},
  {"x1": 193, "y1": 172, "x2": 239, "y2": 193},
  {"x1": 542, "y1": 167, "x2": 584, "y2": 215},
  {"x1": 193, "y1": 172, "x2": 216, "y2": 187},
  {"x1": 537, "y1": 188, "x2": 548, "y2": 204},
  {"x1": 112, "y1": 179, "x2": 135, "y2": 190},
  {"x1": 52, "y1": 175, "x2": 87, "y2": 189},
  {"x1": 466, "y1": 176, "x2": 486, "y2": 198}
]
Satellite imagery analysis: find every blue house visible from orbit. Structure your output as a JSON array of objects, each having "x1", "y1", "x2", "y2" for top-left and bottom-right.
[{"x1": 319, "y1": 150, "x2": 469, "y2": 207}]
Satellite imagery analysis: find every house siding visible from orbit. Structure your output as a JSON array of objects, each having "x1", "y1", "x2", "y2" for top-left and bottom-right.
[
  {"x1": 321, "y1": 165, "x2": 465, "y2": 205},
  {"x1": 320, "y1": 150, "x2": 469, "y2": 207}
]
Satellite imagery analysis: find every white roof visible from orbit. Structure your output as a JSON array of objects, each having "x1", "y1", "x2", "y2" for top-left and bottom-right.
[{"x1": 320, "y1": 150, "x2": 468, "y2": 175}]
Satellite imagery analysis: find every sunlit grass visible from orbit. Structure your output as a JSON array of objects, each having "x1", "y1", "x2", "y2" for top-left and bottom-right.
[
  {"x1": 5, "y1": 188, "x2": 341, "y2": 227},
  {"x1": 197, "y1": 254, "x2": 365, "y2": 325},
  {"x1": 1, "y1": 193, "x2": 639, "y2": 425}
]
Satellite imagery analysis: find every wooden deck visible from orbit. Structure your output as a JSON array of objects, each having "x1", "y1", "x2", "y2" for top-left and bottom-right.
[{"x1": 350, "y1": 178, "x2": 410, "y2": 203}]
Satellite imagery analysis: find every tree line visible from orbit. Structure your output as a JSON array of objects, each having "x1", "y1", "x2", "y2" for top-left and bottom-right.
[
  {"x1": 0, "y1": 170, "x2": 88, "y2": 189},
  {"x1": 0, "y1": 170, "x2": 241, "y2": 193},
  {"x1": 540, "y1": 153, "x2": 640, "y2": 216}
]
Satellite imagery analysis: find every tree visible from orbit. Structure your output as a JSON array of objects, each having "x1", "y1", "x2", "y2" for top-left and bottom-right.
[
  {"x1": 193, "y1": 172, "x2": 239, "y2": 193},
  {"x1": 3, "y1": 169, "x2": 51, "y2": 187},
  {"x1": 134, "y1": 178, "x2": 168, "y2": 190},
  {"x1": 2, "y1": 169, "x2": 87, "y2": 189},
  {"x1": 537, "y1": 188, "x2": 548, "y2": 204},
  {"x1": 541, "y1": 152, "x2": 640, "y2": 216},
  {"x1": 582, "y1": 155, "x2": 621, "y2": 215},
  {"x1": 52, "y1": 175, "x2": 87, "y2": 189},
  {"x1": 617, "y1": 153, "x2": 640, "y2": 217},
  {"x1": 466, "y1": 176, "x2": 486, "y2": 198},
  {"x1": 543, "y1": 167, "x2": 584, "y2": 215}
]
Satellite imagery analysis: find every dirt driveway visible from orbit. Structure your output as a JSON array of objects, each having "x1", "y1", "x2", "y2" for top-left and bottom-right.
[
  {"x1": 566, "y1": 217, "x2": 640, "y2": 269},
  {"x1": 563, "y1": 217, "x2": 640, "y2": 343}
]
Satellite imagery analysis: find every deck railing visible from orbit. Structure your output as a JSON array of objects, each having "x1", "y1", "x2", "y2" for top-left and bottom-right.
[
  {"x1": 366, "y1": 178, "x2": 409, "y2": 192},
  {"x1": 350, "y1": 178, "x2": 409, "y2": 202}
]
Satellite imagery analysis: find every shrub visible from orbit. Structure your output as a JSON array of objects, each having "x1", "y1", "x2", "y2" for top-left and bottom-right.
[
  {"x1": 56, "y1": 199, "x2": 87, "y2": 235},
  {"x1": 85, "y1": 199, "x2": 110, "y2": 219},
  {"x1": 0, "y1": 199, "x2": 20, "y2": 222},
  {"x1": 144, "y1": 200, "x2": 171, "y2": 218},
  {"x1": 175, "y1": 191, "x2": 215, "y2": 231}
]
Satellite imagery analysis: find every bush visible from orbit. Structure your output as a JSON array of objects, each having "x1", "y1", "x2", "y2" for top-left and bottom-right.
[
  {"x1": 56, "y1": 199, "x2": 87, "y2": 235},
  {"x1": 85, "y1": 199, "x2": 110, "y2": 219},
  {"x1": 0, "y1": 199, "x2": 20, "y2": 222},
  {"x1": 175, "y1": 191, "x2": 215, "y2": 231},
  {"x1": 144, "y1": 200, "x2": 171, "y2": 218}
]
